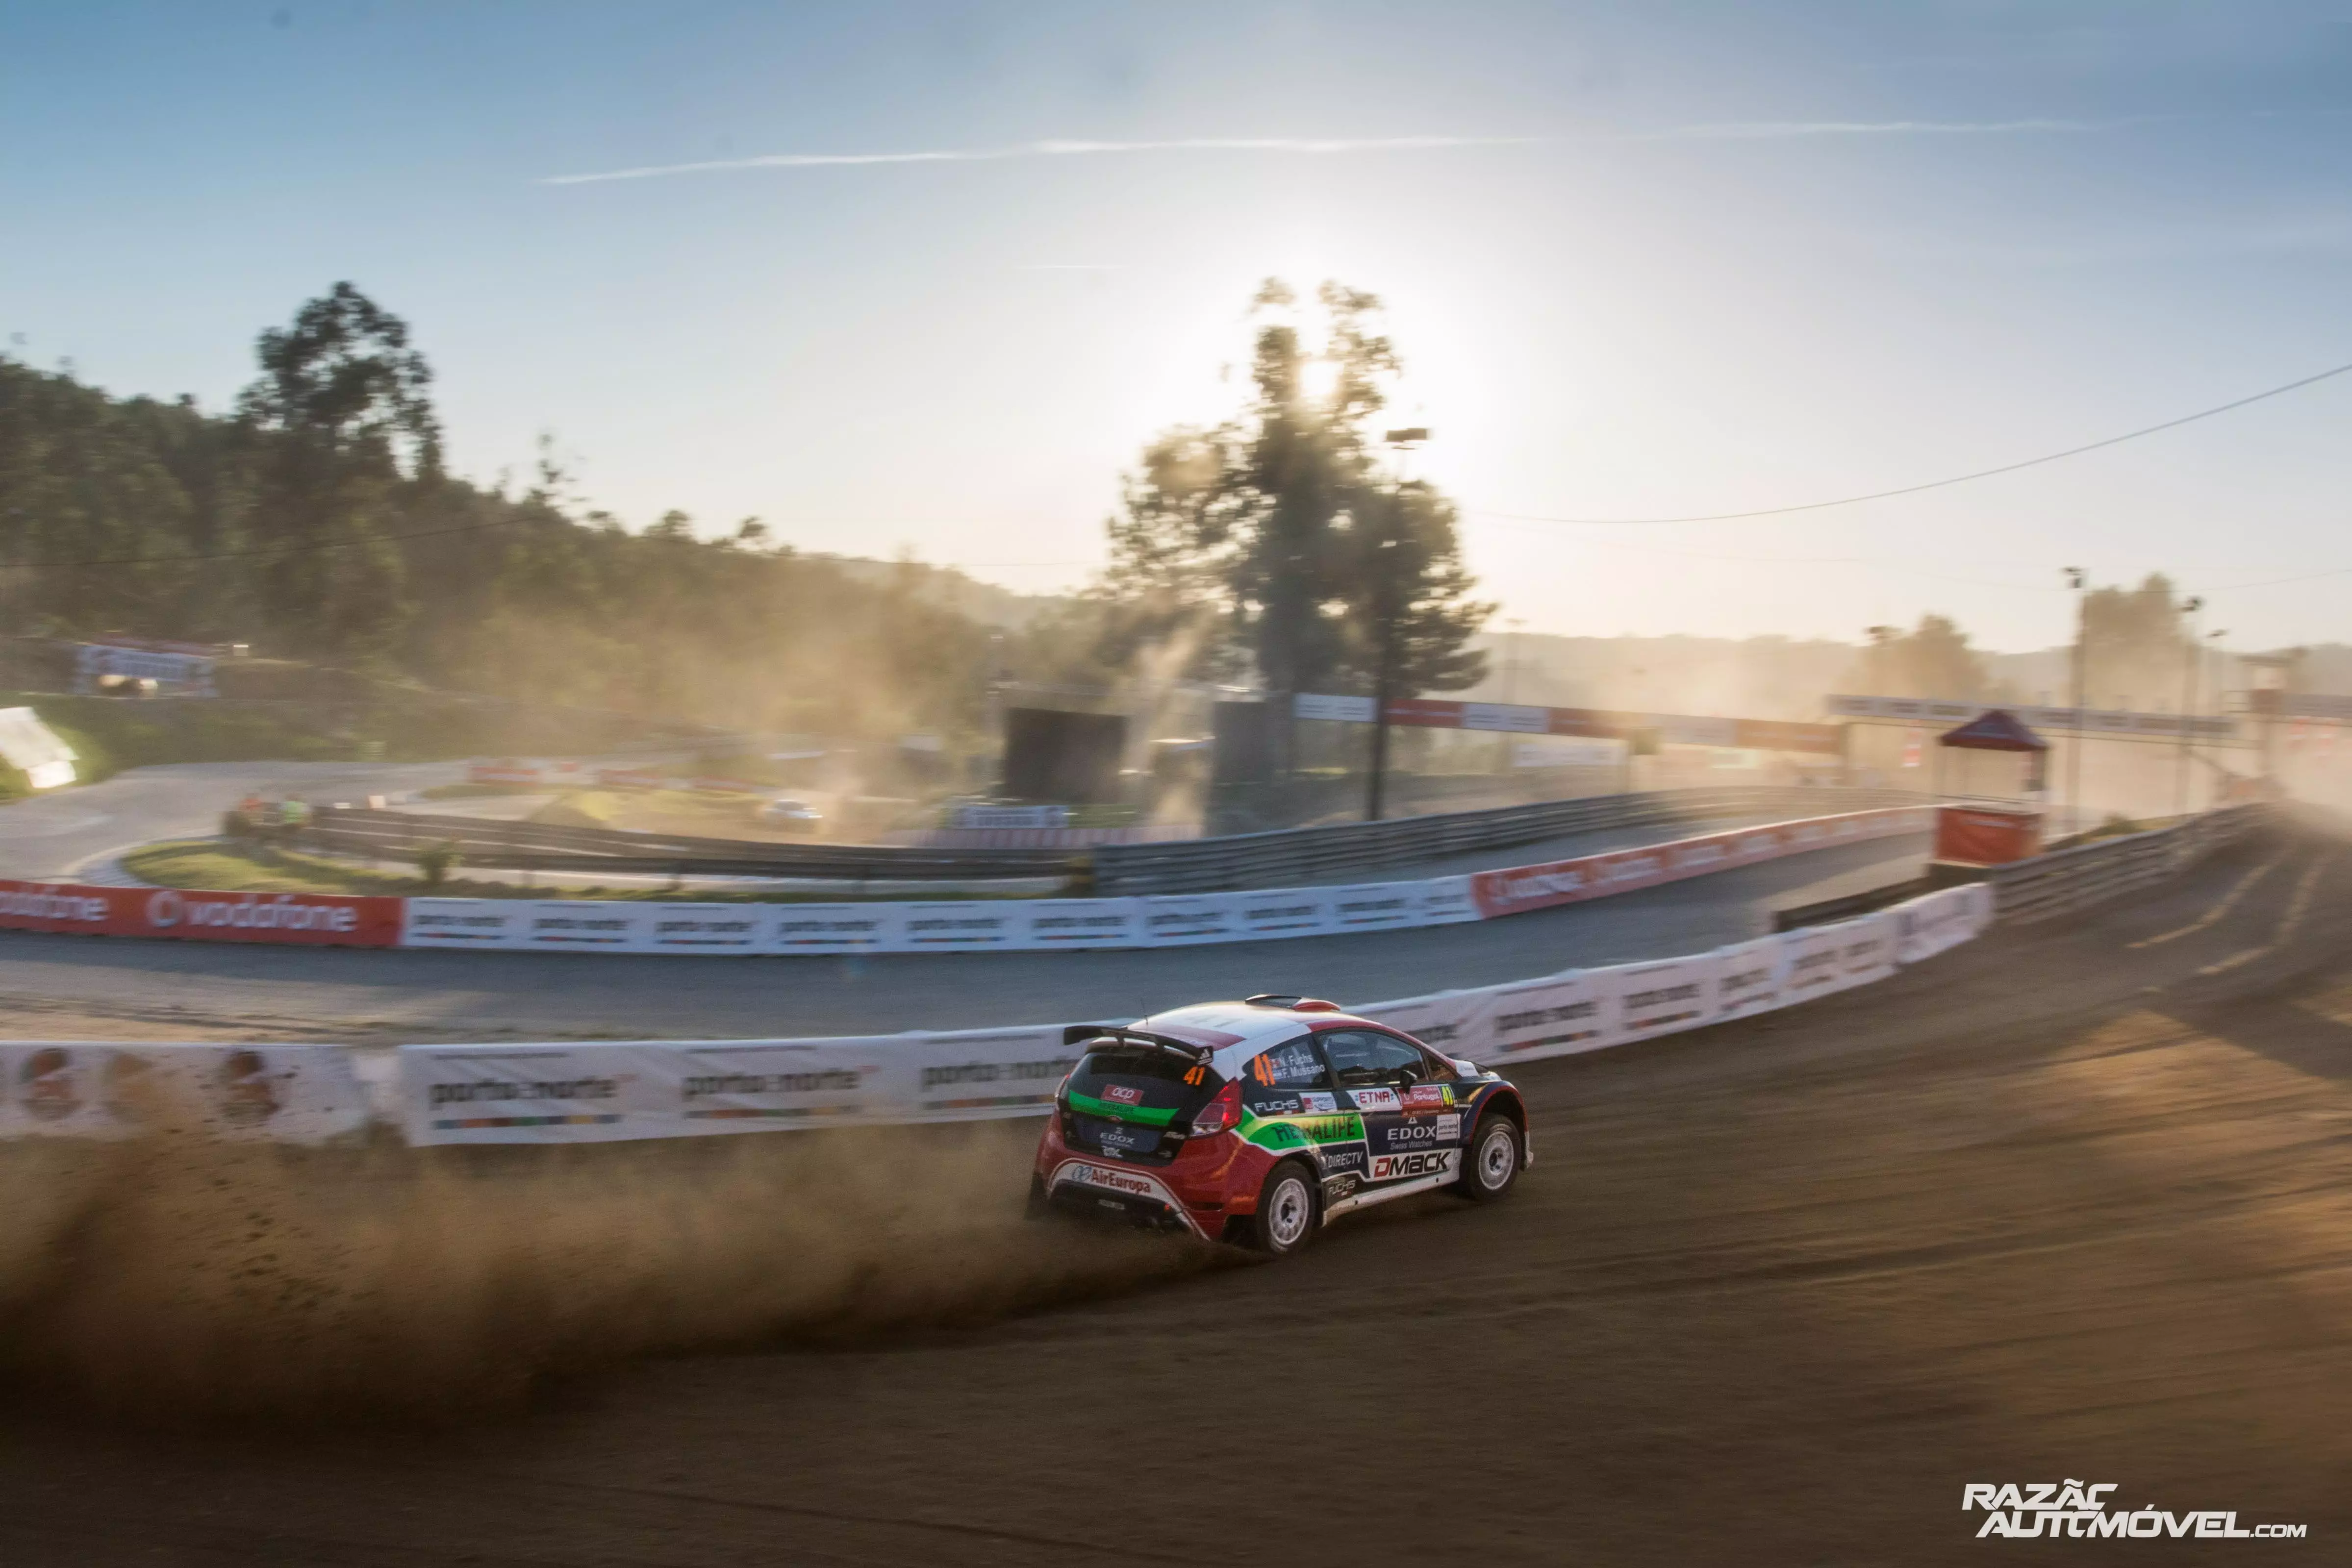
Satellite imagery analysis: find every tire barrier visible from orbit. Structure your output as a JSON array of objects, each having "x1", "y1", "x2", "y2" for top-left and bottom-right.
[
  {"x1": 0, "y1": 883, "x2": 1993, "y2": 1149},
  {"x1": 0, "y1": 806, "x2": 1935, "y2": 957}
]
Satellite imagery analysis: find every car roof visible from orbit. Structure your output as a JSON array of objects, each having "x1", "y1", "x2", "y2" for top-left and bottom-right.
[{"x1": 1126, "y1": 1000, "x2": 1396, "y2": 1078}]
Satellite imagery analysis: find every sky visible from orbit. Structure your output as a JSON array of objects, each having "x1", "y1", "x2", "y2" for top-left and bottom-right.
[{"x1": 4, "y1": 0, "x2": 2351, "y2": 653}]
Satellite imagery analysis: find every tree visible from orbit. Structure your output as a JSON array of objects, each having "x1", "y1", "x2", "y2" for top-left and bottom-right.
[
  {"x1": 2079, "y1": 573, "x2": 2191, "y2": 709},
  {"x1": 1098, "y1": 278, "x2": 1489, "y2": 722},
  {"x1": 237, "y1": 282, "x2": 443, "y2": 660},
  {"x1": 1857, "y1": 614, "x2": 1993, "y2": 699}
]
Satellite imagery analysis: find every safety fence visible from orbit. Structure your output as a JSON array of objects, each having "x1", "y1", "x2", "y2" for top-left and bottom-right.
[
  {"x1": 1982, "y1": 801, "x2": 2271, "y2": 924},
  {"x1": 1092, "y1": 785, "x2": 1921, "y2": 894},
  {"x1": 0, "y1": 805, "x2": 1935, "y2": 956},
  {"x1": 294, "y1": 784, "x2": 1919, "y2": 893},
  {"x1": 0, "y1": 881, "x2": 1992, "y2": 1147}
]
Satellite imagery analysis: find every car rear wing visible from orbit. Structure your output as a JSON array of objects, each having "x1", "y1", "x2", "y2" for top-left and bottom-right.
[{"x1": 1060, "y1": 1024, "x2": 1214, "y2": 1064}]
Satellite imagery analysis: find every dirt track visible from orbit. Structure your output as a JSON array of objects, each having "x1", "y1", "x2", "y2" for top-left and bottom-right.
[{"x1": 3, "y1": 824, "x2": 2349, "y2": 1564}]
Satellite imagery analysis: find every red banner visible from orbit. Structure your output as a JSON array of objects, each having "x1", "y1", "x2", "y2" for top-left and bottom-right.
[
  {"x1": 0, "y1": 881, "x2": 403, "y2": 946},
  {"x1": 1468, "y1": 807, "x2": 1931, "y2": 919}
]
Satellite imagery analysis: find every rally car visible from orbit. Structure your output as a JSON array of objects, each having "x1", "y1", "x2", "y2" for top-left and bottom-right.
[{"x1": 1030, "y1": 995, "x2": 1529, "y2": 1255}]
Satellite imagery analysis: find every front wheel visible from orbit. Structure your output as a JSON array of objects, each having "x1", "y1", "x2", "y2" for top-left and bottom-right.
[
  {"x1": 1455, "y1": 1115, "x2": 1522, "y2": 1202},
  {"x1": 1243, "y1": 1161, "x2": 1320, "y2": 1255}
]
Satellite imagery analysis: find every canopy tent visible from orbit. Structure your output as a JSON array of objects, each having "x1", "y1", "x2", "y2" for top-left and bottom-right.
[{"x1": 1937, "y1": 709, "x2": 2048, "y2": 753}]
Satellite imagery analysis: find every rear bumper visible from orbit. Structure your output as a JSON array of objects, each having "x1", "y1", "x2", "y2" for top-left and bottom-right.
[{"x1": 1040, "y1": 1158, "x2": 1208, "y2": 1237}]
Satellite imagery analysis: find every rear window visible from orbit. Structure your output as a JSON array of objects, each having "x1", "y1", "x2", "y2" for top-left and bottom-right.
[{"x1": 1066, "y1": 1043, "x2": 1220, "y2": 1126}]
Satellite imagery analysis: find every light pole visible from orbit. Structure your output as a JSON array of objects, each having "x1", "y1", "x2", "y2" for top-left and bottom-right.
[
  {"x1": 2063, "y1": 567, "x2": 2086, "y2": 834},
  {"x1": 2175, "y1": 594, "x2": 2203, "y2": 818},
  {"x1": 1366, "y1": 426, "x2": 1428, "y2": 822}
]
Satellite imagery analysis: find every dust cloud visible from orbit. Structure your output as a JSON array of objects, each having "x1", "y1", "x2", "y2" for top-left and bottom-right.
[{"x1": 0, "y1": 1118, "x2": 1212, "y2": 1426}]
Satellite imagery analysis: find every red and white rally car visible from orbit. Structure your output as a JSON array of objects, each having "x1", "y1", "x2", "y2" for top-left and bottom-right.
[{"x1": 1030, "y1": 995, "x2": 1530, "y2": 1255}]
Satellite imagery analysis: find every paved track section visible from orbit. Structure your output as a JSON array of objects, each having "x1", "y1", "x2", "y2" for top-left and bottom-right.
[
  {"x1": 1, "y1": 821, "x2": 2345, "y2": 1564},
  {"x1": 0, "y1": 831, "x2": 1930, "y2": 1041},
  {"x1": 0, "y1": 759, "x2": 470, "y2": 880}
]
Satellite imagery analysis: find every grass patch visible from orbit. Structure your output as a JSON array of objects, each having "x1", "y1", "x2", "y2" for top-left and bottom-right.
[{"x1": 120, "y1": 840, "x2": 1055, "y2": 902}]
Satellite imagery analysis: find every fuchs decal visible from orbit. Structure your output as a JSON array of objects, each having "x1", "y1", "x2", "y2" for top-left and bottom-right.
[
  {"x1": 1348, "y1": 1085, "x2": 1401, "y2": 1112},
  {"x1": 1250, "y1": 1091, "x2": 1306, "y2": 1116},
  {"x1": 1298, "y1": 1089, "x2": 1338, "y2": 1114},
  {"x1": 1322, "y1": 1173, "x2": 1361, "y2": 1200},
  {"x1": 1370, "y1": 1148, "x2": 1458, "y2": 1182},
  {"x1": 1103, "y1": 1083, "x2": 1144, "y2": 1104}
]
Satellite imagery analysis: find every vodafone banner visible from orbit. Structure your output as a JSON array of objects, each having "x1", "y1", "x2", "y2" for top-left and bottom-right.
[
  {"x1": 0, "y1": 880, "x2": 400, "y2": 946},
  {"x1": 1469, "y1": 807, "x2": 1931, "y2": 920}
]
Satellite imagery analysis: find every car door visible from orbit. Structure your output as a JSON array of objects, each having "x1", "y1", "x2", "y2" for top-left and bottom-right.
[
  {"x1": 1319, "y1": 1028, "x2": 1466, "y2": 1190},
  {"x1": 1237, "y1": 1033, "x2": 1369, "y2": 1198}
]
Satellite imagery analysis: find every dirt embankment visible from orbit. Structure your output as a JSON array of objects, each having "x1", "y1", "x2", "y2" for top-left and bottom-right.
[{"x1": 2, "y1": 824, "x2": 2349, "y2": 1564}]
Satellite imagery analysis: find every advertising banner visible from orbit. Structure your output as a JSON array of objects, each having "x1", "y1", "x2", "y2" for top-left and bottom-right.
[
  {"x1": 1322, "y1": 881, "x2": 1429, "y2": 933},
  {"x1": 1416, "y1": 875, "x2": 1484, "y2": 926},
  {"x1": 1834, "y1": 911, "x2": 1898, "y2": 987},
  {"x1": 769, "y1": 902, "x2": 902, "y2": 952},
  {"x1": 1714, "y1": 934, "x2": 1790, "y2": 1019},
  {"x1": 512, "y1": 899, "x2": 650, "y2": 950},
  {"x1": 399, "y1": 1042, "x2": 652, "y2": 1144},
  {"x1": 403, "y1": 896, "x2": 527, "y2": 948},
  {"x1": 1601, "y1": 952, "x2": 1724, "y2": 1043},
  {"x1": 1134, "y1": 892, "x2": 1246, "y2": 946},
  {"x1": 1351, "y1": 988, "x2": 1493, "y2": 1056},
  {"x1": 897, "y1": 900, "x2": 1028, "y2": 950},
  {"x1": 1233, "y1": 886, "x2": 1334, "y2": 940},
  {"x1": 0, "y1": 1042, "x2": 371, "y2": 1143},
  {"x1": 1473, "y1": 971, "x2": 1616, "y2": 1062},
  {"x1": 1018, "y1": 897, "x2": 1140, "y2": 949},
  {"x1": 897, "y1": 1025, "x2": 1085, "y2": 1121},
  {"x1": 634, "y1": 1037, "x2": 894, "y2": 1133},
  {"x1": 1467, "y1": 808, "x2": 1929, "y2": 920},
  {"x1": 1893, "y1": 888, "x2": 1975, "y2": 964},
  {"x1": 0, "y1": 880, "x2": 400, "y2": 947}
]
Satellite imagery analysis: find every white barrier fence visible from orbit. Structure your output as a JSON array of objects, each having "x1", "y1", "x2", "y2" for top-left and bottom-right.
[
  {"x1": 391, "y1": 805, "x2": 1932, "y2": 957},
  {"x1": 0, "y1": 884, "x2": 1992, "y2": 1149}
]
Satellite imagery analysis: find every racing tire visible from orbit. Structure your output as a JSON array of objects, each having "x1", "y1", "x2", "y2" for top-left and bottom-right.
[
  {"x1": 1455, "y1": 1114, "x2": 1522, "y2": 1203},
  {"x1": 1024, "y1": 1174, "x2": 1053, "y2": 1223},
  {"x1": 1243, "y1": 1160, "x2": 1321, "y2": 1256}
]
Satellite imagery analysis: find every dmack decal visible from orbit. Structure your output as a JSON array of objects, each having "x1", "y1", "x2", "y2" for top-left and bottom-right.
[{"x1": 1370, "y1": 1149, "x2": 1459, "y2": 1182}]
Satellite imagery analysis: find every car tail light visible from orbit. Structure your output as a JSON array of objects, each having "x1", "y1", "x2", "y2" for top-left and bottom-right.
[{"x1": 1187, "y1": 1080, "x2": 1241, "y2": 1139}]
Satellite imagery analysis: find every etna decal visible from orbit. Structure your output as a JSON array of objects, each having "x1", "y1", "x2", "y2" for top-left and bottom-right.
[
  {"x1": 1369, "y1": 1149, "x2": 1458, "y2": 1182},
  {"x1": 1348, "y1": 1086, "x2": 1401, "y2": 1112}
]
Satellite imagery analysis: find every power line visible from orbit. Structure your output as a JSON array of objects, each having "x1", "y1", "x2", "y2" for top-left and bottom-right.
[{"x1": 1473, "y1": 355, "x2": 2352, "y2": 526}]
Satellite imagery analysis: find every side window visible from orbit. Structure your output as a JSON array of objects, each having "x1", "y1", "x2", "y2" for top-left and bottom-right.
[
  {"x1": 1320, "y1": 1030, "x2": 1432, "y2": 1090},
  {"x1": 1241, "y1": 1035, "x2": 1332, "y2": 1116}
]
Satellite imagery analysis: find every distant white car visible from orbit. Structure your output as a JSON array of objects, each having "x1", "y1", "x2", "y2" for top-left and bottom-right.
[{"x1": 759, "y1": 796, "x2": 822, "y2": 831}]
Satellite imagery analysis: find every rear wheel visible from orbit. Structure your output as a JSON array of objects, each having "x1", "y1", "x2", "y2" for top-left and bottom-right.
[
  {"x1": 1455, "y1": 1114, "x2": 1522, "y2": 1202},
  {"x1": 1244, "y1": 1160, "x2": 1320, "y2": 1255}
]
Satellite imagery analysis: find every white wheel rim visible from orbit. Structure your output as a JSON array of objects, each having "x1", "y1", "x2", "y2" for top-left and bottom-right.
[
  {"x1": 1268, "y1": 1176, "x2": 1312, "y2": 1246},
  {"x1": 1479, "y1": 1125, "x2": 1516, "y2": 1187}
]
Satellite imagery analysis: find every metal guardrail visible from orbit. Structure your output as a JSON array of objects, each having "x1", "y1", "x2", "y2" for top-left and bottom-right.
[
  {"x1": 306, "y1": 785, "x2": 1925, "y2": 890},
  {"x1": 304, "y1": 809, "x2": 1084, "y2": 882},
  {"x1": 1090, "y1": 785, "x2": 1926, "y2": 895},
  {"x1": 1981, "y1": 802, "x2": 2272, "y2": 925}
]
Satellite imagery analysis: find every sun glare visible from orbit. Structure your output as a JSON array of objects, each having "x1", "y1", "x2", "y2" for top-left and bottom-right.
[{"x1": 1299, "y1": 356, "x2": 1342, "y2": 403}]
